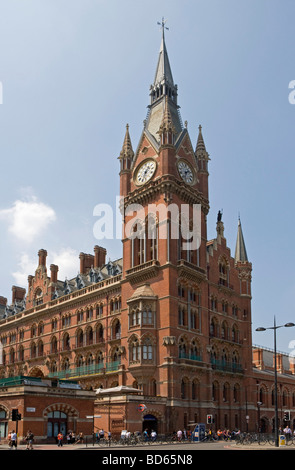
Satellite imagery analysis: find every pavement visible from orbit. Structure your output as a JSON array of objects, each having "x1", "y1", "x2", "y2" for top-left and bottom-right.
[{"x1": 0, "y1": 440, "x2": 295, "y2": 451}]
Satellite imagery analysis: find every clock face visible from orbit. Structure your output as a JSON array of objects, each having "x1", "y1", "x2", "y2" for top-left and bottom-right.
[
  {"x1": 177, "y1": 160, "x2": 194, "y2": 184},
  {"x1": 136, "y1": 160, "x2": 156, "y2": 185}
]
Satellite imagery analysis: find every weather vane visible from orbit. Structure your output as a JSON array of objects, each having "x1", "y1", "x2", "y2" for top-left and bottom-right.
[{"x1": 157, "y1": 17, "x2": 169, "y2": 35}]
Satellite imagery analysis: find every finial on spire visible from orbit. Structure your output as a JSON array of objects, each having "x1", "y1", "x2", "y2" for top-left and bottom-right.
[{"x1": 157, "y1": 17, "x2": 169, "y2": 38}]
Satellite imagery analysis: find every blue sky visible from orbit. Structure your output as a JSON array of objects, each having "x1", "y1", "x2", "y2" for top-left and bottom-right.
[{"x1": 0, "y1": 0, "x2": 294, "y2": 352}]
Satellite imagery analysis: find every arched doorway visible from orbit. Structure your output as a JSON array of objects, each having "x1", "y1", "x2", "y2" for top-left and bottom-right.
[
  {"x1": 142, "y1": 414, "x2": 158, "y2": 434},
  {"x1": 47, "y1": 411, "x2": 67, "y2": 438}
]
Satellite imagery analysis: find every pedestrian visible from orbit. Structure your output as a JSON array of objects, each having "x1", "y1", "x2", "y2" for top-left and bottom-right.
[
  {"x1": 151, "y1": 430, "x2": 157, "y2": 442},
  {"x1": 74, "y1": 431, "x2": 84, "y2": 444},
  {"x1": 284, "y1": 425, "x2": 292, "y2": 441},
  {"x1": 10, "y1": 430, "x2": 17, "y2": 449},
  {"x1": 57, "y1": 432, "x2": 63, "y2": 447},
  {"x1": 25, "y1": 430, "x2": 34, "y2": 450},
  {"x1": 7, "y1": 431, "x2": 11, "y2": 447},
  {"x1": 177, "y1": 429, "x2": 182, "y2": 441}
]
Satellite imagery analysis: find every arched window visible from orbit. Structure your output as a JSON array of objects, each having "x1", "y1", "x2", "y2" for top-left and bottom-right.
[
  {"x1": 63, "y1": 333, "x2": 70, "y2": 351},
  {"x1": 142, "y1": 307, "x2": 153, "y2": 326},
  {"x1": 86, "y1": 327, "x2": 93, "y2": 345},
  {"x1": 112, "y1": 320, "x2": 121, "y2": 340},
  {"x1": 77, "y1": 330, "x2": 83, "y2": 348},
  {"x1": 142, "y1": 338, "x2": 153, "y2": 361},
  {"x1": 96, "y1": 324, "x2": 104, "y2": 343},
  {"x1": 34, "y1": 288, "x2": 43, "y2": 306},
  {"x1": 31, "y1": 342, "x2": 36, "y2": 358},
  {"x1": 131, "y1": 338, "x2": 140, "y2": 362},
  {"x1": 9, "y1": 348, "x2": 15, "y2": 363},
  {"x1": 179, "y1": 338, "x2": 187, "y2": 358},
  {"x1": 38, "y1": 340, "x2": 44, "y2": 357},
  {"x1": 51, "y1": 336, "x2": 58, "y2": 354}
]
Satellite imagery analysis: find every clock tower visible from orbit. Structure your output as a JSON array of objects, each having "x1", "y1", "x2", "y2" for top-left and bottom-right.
[{"x1": 118, "y1": 22, "x2": 211, "y2": 408}]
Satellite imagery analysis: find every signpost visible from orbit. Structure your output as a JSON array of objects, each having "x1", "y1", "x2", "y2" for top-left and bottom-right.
[{"x1": 86, "y1": 415, "x2": 102, "y2": 446}]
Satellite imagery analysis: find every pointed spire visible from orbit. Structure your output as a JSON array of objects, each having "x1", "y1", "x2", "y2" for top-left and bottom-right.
[
  {"x1": 154, "y1": 19, "x2": 174, "y2": 88},
  {"x1": 235, "y1": 218, "x2": 248, "y2": 263},
  {"x1": 119, "y1": 124, "x2": 134, "y2": 160},
  {"x1": 196, "y1": 125, "x2": 207, "y2": 154},
  {"x1": 146, "y1": 22, "x2": 182, "y2": 145}
]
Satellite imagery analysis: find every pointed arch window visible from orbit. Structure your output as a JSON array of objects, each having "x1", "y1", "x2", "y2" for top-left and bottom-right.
[{"x1": 142, "y1": 338, "x2": 153, "y2": 361}]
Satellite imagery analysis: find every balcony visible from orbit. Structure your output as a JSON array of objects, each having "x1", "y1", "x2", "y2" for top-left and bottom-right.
[
  {"x1": 178, "y1": 353, "x2": 203, "y2": 363},
  {"x1": 125, "y1": 260, "x2": 160, "y2": 284},
  {"x1": 211, "y1": 359, "x2": 243, "y2": 374},
  {"x1": 48, "y1": 362, "x2": 105, "y2": 379}
]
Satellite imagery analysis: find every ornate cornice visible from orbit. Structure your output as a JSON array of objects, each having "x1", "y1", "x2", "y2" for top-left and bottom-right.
[{"x1": 124, "y1": 175, "x2": 209, "y2": 214}]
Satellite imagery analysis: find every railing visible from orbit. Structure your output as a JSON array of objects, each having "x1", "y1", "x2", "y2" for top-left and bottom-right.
[
  {"x1": 48, "y1": 360, "x2": 121, "y2": 379},
  {"x1": 106, "y1": 360, "x2": 120, "y2": 372},
  {"x1": 179, "y1": 353, "x2": 202, "y2": 362},
  {"x1": 211, "y1": 359, "x2": 243, "y2": 374},
  {"x1": 48, "y1": 362, "x2": 104, "y2": 379}
]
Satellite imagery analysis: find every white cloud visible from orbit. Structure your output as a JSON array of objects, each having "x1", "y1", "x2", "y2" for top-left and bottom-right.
[
  {"x1": 11, "y1": 253, "x2": 36, "y2": 288},
  {"x1": 11, "y1": 247, "x2": 79, "y2": 288},
  {"x1": 0, "y1": 195, "x2": 56, "y2": 243},
  {"x1": 50, "y1": 247, "x2": 79, "y2": 280}
]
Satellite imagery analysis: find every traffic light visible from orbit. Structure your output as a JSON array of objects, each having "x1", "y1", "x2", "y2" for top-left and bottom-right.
[
  {"x1": 207, "y1": 414, "x2": 213, "y2": 424},
  {"x1": 284, "y1": 410, "x2": 290, "y2": 421},
  {"x1": 11, "y1": 409, "x2": 21, "y2": 421}
]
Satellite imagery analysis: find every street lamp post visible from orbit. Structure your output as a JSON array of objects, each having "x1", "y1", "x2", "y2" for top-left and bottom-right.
[{"x1": 256, "y1": 317, "x2": 295, "y2": 447}]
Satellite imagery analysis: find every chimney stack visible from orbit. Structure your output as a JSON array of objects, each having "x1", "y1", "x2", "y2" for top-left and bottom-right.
[
  {"x1": 94, "y1": 246, "x2": 107, "y2": 268},
  {"x1": 0, "y1": 296, "x2": 7, "y2": 307},
  {"x1": 79, "y1": 253, "x2": 94, "y2": 274},
  {"x1": 50, "y1": 264, "x2": 59, "y2": 284},
  {"x1": 12, "y1": 286, "x2": 26, "y2": 304},
  {"x1": 38, "y1": 249, "x2": 47, "y2": 267}
]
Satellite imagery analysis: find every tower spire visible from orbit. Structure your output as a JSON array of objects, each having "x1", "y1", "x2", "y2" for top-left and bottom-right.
[
  {"x1": 145, "y1": 20, "x2": 182, "y2": 146},
  {"x1": 235, "y1": 218, "x2": 248, "y2": 263}
]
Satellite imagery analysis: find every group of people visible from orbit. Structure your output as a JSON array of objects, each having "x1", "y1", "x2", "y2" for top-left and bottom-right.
[
  {"x1": 173, "y1": 428, "x2": 239, "y2": 441},
  {"x1": 281, "y1": 425, "x2": 294, "y2": 440},
  {"x1": 57, "y1": 431, "x2": 84, "y2": 446},
  {"x1": 95, "y1": 429, "x2": 111, "y2": 442},
  {"x1": 143, "y1": 429, "x2": 157, "y2": 442},
  {"x1": 8, "y1": 430, "x2": 34, "y2": 450}
]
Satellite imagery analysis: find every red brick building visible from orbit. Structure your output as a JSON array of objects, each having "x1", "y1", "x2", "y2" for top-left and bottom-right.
[{"x1": 0, "y1": 27, "x2": 295, "y2": 440}]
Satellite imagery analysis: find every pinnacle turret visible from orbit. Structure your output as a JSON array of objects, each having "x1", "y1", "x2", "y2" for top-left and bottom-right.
[{"x1": 235, "y1": 218, "x2": 248, "y2": 263}]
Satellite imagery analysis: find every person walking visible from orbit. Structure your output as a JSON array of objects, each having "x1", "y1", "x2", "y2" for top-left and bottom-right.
[
  {"x1": 177, "y1": 429, "x2": 182, "y2": 441},
  {"x1": 10, "y1": 430, "x2": 17, "y2": 450},
  {"x1": 57, "y1": 432, "x2": 63, "y2": 447},
  {"x1": 284, "y1": 425, "x2": 292, "y2": 441},
  {"x1": 25, "y1": 430, "x2": 34, "y2": 450}
]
